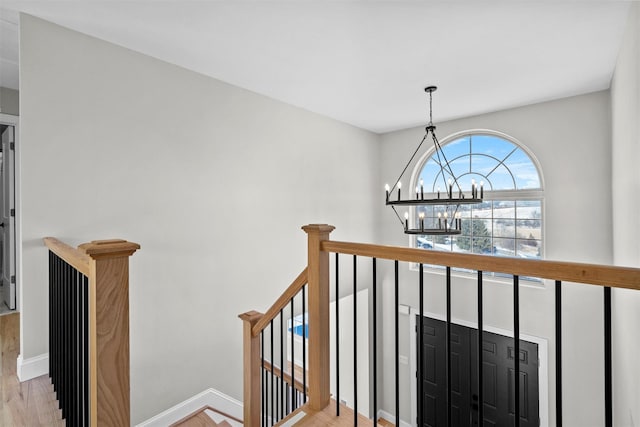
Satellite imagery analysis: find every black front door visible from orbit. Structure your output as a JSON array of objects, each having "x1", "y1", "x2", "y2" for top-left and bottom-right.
[{"x1": 418, "y1": 316, "x2": 539, "y2": 427}]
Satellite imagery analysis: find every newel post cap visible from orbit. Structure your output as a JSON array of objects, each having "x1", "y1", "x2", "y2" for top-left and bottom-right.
[
  {"x1": 301, "y1": 224, "x2": 335, "y2": 234},
  {"x1": 78, "y1": 239, "x2": 141, "y2": 260}
]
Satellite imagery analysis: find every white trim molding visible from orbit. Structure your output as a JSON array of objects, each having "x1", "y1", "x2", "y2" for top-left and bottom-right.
[
  {"x1": 377, "y1": 409, "x2": 412, "y2": 427},
  {"x1": 17, "y1": 352, "x2": 49, "y2": 382},
  {"x1": 136, "y1": 388, "x2": 243, "y2": 427}
]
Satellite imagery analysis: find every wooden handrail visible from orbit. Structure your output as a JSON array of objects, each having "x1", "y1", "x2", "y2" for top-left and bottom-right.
[
  {"x1": 44, "y1": 237, "x2": 91, "y2": 276},
  {"x1": 252, "y1": 267, "x2": 308, "y2": 336},
  {"x1": 322, "y1": 240, "x2": 640, "y2": 290}
]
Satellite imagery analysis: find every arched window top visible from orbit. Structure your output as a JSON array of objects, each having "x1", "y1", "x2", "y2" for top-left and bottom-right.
[{"x1": 416, "y1": 132, "x2": 542, "y2": 193}]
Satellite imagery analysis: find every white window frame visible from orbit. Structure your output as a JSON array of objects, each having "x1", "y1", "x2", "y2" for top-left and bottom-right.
[{"x1": 408, "y1": 129, "x2": 545, "y2": 285}]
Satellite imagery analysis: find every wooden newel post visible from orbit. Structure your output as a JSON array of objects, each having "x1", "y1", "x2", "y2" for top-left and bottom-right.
[
  {"x1": 79, "y1": 239, "x2": 140, "y2": 426},
  {"x1": 239, "y1": 310, "x2": 263, "y2": 427},
  {"x1": 302, "y1": 224, "x2": 335, "y2": 411}
]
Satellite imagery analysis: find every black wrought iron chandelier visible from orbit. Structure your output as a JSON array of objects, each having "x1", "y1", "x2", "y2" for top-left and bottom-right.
[{"x1": 385, "y1": 86, "x2": 483, "y2": 235}]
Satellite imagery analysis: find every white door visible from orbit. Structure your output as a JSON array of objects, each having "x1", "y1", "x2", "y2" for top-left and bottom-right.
[{"x1": 1, "y1": 125, "x2": 15, "y2": 310}]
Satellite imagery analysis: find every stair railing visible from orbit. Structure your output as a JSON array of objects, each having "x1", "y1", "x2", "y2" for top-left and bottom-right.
[
  {"x1": 241, "y1": 224, "x2": 640, "y2": 427},
  {"x1": 45, "y1": 237, "x2": 140, "y2": 426},
  {"x1": 239, "y1": 224, "x2": 334, "y2": 426}
]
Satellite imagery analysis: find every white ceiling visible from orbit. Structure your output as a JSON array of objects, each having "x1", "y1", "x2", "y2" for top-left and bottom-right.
[{"x1": 0, "y1": 1, "x2": 633, "y2": 133}]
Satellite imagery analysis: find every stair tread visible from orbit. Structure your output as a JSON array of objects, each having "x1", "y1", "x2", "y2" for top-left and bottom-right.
[{"x1": 170, "y1": 407, "x2": 241, "y2": 427}]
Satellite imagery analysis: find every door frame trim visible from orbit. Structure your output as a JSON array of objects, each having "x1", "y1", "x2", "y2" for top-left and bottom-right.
[
  {"x1": 408, "y1": 307, "x2": 549, "y2": 427},
  {"x1": 0, "y1": 114, "x2": 20, "y2": 316}
]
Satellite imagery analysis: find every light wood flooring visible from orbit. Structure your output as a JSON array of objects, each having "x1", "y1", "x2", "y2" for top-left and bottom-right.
[
  {"x1": 275, "y1": 400, "x2": 394, "y2": 427},
  {"x1": 0, "y1": 312, "x2": 64, "y2": 426}
]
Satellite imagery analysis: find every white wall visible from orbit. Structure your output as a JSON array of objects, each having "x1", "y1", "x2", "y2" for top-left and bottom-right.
[
  {"x1": 611, "y1": 3, "x2": 640, "y2": 427},
  {"x1": 0, "y1": 87, "x2": 19, "y2": 115},
  {"x1": 19, "y1": 14, "x2": 379, "y2": 423},
  {"x1": 377, "y1": 91, "x2": 612, "y2": 426}
]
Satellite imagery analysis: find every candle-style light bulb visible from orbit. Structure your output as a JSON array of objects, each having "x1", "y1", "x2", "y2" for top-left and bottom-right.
[
  {"x1": 438, "y1": 212, "x2": 442, "y2": 229},
  {"x1": 444, "y1": 211, "x2": 448, "y2": 229},
  {"x1": 472, "y1": 179, "x2": 476, "y2": 198},
  {"x1": 448, "y1": 178, "x2": 453, "y2": 198},
  {"x1": 415, "y1": 186, "x2": 419, "y2": 199},
  {"x1": 437, "y1": 186, "x2": 441, "y2": 199},
  {"x1": 385, "y1": 184, "x2": 390, "y2": 201},
  {"x1": 420, "y1": 179, "x2": 424, "y2": 200},
  {"x1": 419, "y1": 211, "x2": 425, "y2": 231},
  {"x1": 480, "y1": 181, "x2": 484, "y2": 199},
  {"x1": 397, "y1": 181, "x2": 402, "y2": 201},
  {"x1": 404, "y1": 211, "x2": 409, "y2": 230}
]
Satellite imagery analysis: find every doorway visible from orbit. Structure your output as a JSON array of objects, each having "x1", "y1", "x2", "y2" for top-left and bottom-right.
[
  {"x1": 0, "y1": 122, "x2": 16, "y2": 312},
  {"x1": 414, "y1": 315, "x2": 540, "y2": 427}
]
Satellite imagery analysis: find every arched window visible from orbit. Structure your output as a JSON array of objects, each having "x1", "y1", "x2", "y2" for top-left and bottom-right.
[{"x1": 413, "y1": 131, "x2": 543, "y2": 259}]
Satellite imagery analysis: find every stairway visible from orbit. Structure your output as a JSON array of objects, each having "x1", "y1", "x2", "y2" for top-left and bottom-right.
[{"x1": 171, "y1": 406, "x2": 243, "y2": 427}]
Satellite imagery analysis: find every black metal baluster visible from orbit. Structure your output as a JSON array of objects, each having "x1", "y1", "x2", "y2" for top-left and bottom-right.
[
  {"x1": 83, "y1": 274, "x2": 89, "y2": 425},
  {"x1": 55, "y1": 254, "x2": 60, "y2": 395},
  {"x1": 64, "y1": 261, "x2": 69, "y2": 421},
  {"x1": 353, "y1": 255, "x2": 358, "y2": 426},
  {"x1": 514, "y1": 275, "x2": 520, "y2": 427},
  {"x1": 49, "y1": 252, "x2": 52, "y2": 386},
  {"x1": 271, "y1": 320, "x2": 274, "y2": 426},
  {"x1": 478, "y1": 271, "x2": 484, "y2": 427},
  {"x1": 302, "y1": 285, "x2": 307, "y2": 404},
  {"x1": 72, "y1": 268, "x2": 78, "y2": 426},
  {"x1": 261, "y1": 331, "x2": 265, "y2": 427},
  {"x1": 290, "y1": 298, "x2": 296, "y2": 411},
  {"x1": 280, "y1": 309, "x2": 284, "y2": 420},
  {"x1": 395, "y1": 260, "x2": 400, "y2": 427},
  {"x1": 372, "y1": 258, "x2": 378, "y2": 425},
  {"x1": 604, "y1": 286, "x2": 612, "y2": 427},
  {"x1": 335, "y1": 253, "x2": 340, "y2": 416},
  {"x1": 555, "y1": 280, "x2": 562, "y2": 427},
  {"x1": 419, "y1": 263, "x2": 424, "y2": 427},
  {"x1": 446, "y1": 266, "x2": 452, "y2": 427},
  {"x1": 49, "y1": 252, "x2": 54, "y2": 390}
]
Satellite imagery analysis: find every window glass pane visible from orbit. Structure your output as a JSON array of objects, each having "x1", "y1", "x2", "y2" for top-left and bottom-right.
[
  {"x1": 486, "y1": 164, "x2": 515, "y2": 190},
  {"x1": 503, "y1": 148, "x2": 541, "y2": 189},
  {"x1": 472, "y1": 236, "x2": 492, "y2": 254},
  {"x1": 493, "y1": 201, "x2": 515, "y2": 218},
  {"x1": 472, "y1": 201, "x2": 493, "y2": 218},
  {"x1": 516, "y1": 201, "x2": 542, "y2": 219},
  {"x1": 471, "y1": 154, "x2": 500, "y2": 184},
  {"x1": 494, "y1": 219, "x2": 515, "y2": 238},
  {"x1": 516, "y1": 239, "x2": 542, "y2": 259},
  {"x1": 441, "y1": 136, "x2": 470, "y2": 161},
  {"x1": 493, "y1": 237, "x2": 516, "y2": 257},
  {"x1": 419, "y1": 158, "x2": 442, "y2": 190},
  {"x1": 447, "y1": 155, "x2": 471, "y2": 183},
  {"x1": 470, "y1": 135, "x2": 514, "y2": 160},
  {"x1": 516, "y1": 219, "x2": 542, "y2": 241}
]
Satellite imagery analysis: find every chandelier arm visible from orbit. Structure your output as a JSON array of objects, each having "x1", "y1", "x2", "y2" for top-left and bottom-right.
[
  {"x1": 391, "y1": 205, "x2": 406, "y2": 228},
  {"x1": 389, "y1": 134, "x2": 429, "y2": 193},
  {"x1": 431, "y1": 132, "x2": 463, "y2": 193},
  {"x1": 431, "y1": 132, "x2": 450, "y2": 194}
]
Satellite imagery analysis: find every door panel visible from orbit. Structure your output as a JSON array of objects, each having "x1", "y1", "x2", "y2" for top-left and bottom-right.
[
  {"x1": 1, "y1": 125, "x2": 15, "y2": 310},
  {"x1": 420, "y1": 316, "x2": 539, "y2": 427}
]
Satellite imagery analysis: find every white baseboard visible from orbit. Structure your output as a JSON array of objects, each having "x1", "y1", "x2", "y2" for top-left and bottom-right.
[
  {"x1": 17, "y1": 353, "x2": 49, "y2": 382},
  {"x1": 378, "y1": 409, "x2": 412, "y2": 427},
  {"x1": 136, "y1": 388, "x2": 243, "y2": 427}
]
